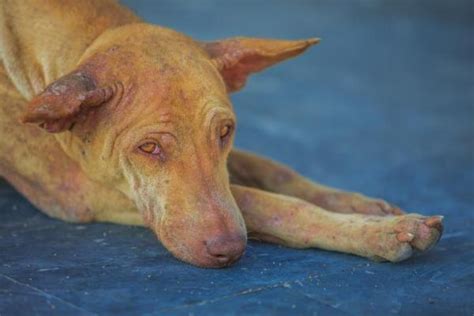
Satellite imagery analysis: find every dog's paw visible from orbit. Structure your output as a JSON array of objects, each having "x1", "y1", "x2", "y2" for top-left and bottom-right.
[
  {"x1": 367, "y1": 214, "x2": 444, "y2": 262},
  {"x1": 318, "y1": 192, "x2": 404, "y2": 216}
]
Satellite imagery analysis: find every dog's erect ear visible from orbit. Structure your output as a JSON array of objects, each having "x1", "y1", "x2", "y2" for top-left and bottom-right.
[
  {"x1": 20, "y1": 71, "x2": 114, "y2": 133},
  {"x1": 202, "y1": 37, "x2": 319, "y2": 92}
]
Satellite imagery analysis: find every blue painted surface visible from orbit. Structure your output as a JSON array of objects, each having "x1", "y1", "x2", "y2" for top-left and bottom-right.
[{"x1": 1, "y1": 0, "x2": 473, "y2": 315}]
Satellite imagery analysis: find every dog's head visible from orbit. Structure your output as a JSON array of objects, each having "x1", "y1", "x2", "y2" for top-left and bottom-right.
[{"x1": 21, "y1": 23, "x2": 317, "y2": 267}]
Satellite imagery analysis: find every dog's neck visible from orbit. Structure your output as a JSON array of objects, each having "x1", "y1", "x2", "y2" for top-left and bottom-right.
[{"x1": 0, "y1": 0, "x2": 139, "y2": 100}]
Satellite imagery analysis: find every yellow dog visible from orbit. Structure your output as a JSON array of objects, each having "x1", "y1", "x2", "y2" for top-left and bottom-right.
[{"x1": 0, "y1": 0, "x2": 443, "y2": 267}]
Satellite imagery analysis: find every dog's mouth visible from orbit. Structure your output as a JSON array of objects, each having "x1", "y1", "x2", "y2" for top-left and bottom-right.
[
  {"x1": 134, "y1": 182, "x2": 247, "y2": 268},
  {"x1": 150, "y1": 215, "x2": 247, "y2": 268}
]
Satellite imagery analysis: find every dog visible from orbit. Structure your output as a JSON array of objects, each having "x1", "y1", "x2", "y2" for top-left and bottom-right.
[{"x1": 0, "y1": 0, "x2": 443, "y2": 267}]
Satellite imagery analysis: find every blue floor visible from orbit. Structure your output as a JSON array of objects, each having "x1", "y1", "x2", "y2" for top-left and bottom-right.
[{"x1": 1, "y1": 1, "x2": 473, "y2": 315}]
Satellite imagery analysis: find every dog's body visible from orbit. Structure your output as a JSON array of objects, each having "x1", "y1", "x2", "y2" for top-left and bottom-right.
[{"x1": 0, "y1": 0, "x2": 443, "y2": 267}]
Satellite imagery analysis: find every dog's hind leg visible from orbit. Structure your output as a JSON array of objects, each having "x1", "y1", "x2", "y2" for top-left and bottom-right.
[
  {"x1": 228, "y1": 149, "x2": 403, "y2": 216},
  {"x1": 231, "y1": 184, "x2": 443, "y2": 262}
]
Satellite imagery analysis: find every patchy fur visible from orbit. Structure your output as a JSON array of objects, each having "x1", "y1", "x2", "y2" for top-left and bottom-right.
[{"x1": 0, "y1": 0, "x2": 443, "y2": 267}]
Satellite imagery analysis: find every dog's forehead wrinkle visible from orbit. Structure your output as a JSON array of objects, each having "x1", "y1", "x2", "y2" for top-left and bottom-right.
[
  {"x1": 200, "y1": 103, "x2": 236, "y2": 126},
  {"x1": 156, "y1": 111, "x2": 173, "y2": 123}
]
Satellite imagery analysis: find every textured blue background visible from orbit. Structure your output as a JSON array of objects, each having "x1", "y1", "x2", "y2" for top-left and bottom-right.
[{"x1": 1, "y1": 0, "x2": 473, "y2": 315}]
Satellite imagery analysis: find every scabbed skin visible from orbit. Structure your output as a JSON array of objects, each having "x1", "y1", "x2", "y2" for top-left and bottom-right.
[{"x1": 0, "y1": 0, "x2": 443, "y2": 268}]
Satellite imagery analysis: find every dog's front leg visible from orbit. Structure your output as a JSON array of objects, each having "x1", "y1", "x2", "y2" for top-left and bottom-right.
[
  {"x1": 228, "y1": 149, "x2": 403, "y2": 215},
  {"x1": 231, "y1": 184, "x2": 443, "y2": 262}
]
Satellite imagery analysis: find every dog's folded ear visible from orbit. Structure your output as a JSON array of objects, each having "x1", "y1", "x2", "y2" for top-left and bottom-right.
[
  {"x1": 20, "y1": 71, "x2": 114, "y2": 133},
  {"x1": 202, "y1": 37, "x2": 319, "y2": 92}
]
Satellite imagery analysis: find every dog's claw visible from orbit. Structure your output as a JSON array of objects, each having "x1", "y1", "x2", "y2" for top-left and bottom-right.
[
  {"x1": 397, "y1": 232, "x2": 415, "y2": 242},
  {"x1": 425, "y1": 216, "x2": 444, "y2": 229},
  {"x1": 410, "y1": 215, "x2": 443, "y2": 251},
  {"x1": 370, "y1": 214, "x2": 444, "y2": 262}
]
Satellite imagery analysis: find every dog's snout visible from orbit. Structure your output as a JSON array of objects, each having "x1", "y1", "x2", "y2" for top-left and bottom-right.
[{"x1": 205, "y1": 234, "x2": 246, "y2": 266}]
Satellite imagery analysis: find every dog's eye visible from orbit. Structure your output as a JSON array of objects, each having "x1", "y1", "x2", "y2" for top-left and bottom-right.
[
  {"x1": 220, "y1": 124, "x2": 233, "y2": 146},
  {"x1": 139, "y1": 142, "x2": 161, "y2": 155},
  {"x1": 220, "y1": 124, "x2": 233, "y2": 139}
]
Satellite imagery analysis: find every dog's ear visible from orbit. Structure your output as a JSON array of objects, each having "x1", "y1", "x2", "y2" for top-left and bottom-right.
[
  {"x1": 20, "y1": 71, "x2": 114, "y2": 133},
  {"x1": 202, "y1": 37, "x2": 319, "y2": 92}
]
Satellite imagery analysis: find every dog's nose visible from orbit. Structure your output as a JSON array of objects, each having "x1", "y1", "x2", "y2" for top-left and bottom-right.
[{"x1": 205, "y1": 234, "x2": 246, "y2": 266}]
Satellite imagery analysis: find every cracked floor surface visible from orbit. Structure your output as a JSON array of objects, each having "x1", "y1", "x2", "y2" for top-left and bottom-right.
[{"x1": 1, "y1": 0, "x2": 473, "y2": 315}]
